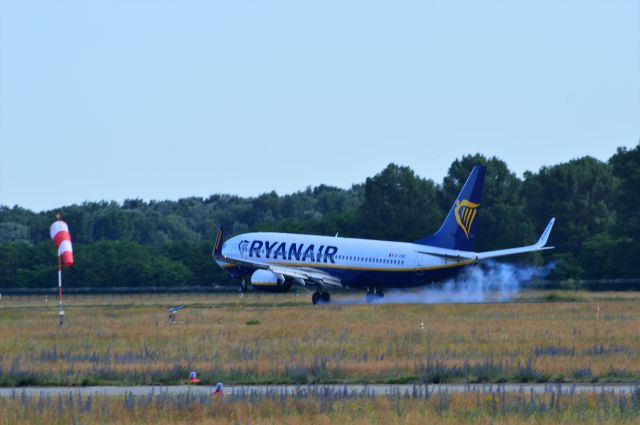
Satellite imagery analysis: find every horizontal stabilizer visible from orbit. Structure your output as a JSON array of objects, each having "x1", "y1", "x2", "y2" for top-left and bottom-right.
[{"x1": 416, "y1": 249, "x2": 476, "y2": 262}]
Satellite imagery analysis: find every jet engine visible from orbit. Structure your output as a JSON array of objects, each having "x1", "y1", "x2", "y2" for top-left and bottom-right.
[{"x1": 250, "y1": 270, "x2": 292, "y2": 293}]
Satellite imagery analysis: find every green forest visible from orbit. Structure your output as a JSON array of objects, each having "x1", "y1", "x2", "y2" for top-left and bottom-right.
[{"x1": 1, "y1": 144, "x2": 639, "y2": 289}]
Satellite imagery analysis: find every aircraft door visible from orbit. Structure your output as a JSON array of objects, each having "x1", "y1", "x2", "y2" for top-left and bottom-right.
[{"x1": 415, "y1": 253, "x2": 423, "y2": 276}]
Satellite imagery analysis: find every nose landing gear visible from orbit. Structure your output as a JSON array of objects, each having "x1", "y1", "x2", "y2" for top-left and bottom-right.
[{"x1": 238, "y1": 280, "x2": 247, "y2": 293}]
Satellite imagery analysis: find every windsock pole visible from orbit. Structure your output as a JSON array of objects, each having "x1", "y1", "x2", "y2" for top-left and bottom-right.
[
  {"x1": 50, "y1": 213, "x2": 72, "y2": 326},
  {"x1": 58, "y1": 251, "x2": 64, "y2": 326}
]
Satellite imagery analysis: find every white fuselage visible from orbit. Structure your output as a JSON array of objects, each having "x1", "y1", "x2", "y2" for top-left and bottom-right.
[{"x1": 217, "y1": 232, "x2": 474, "y2": 288}]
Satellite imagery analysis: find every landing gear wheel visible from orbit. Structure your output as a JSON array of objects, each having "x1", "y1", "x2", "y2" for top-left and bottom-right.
[
  {"x1": 366, "y1": 289, "x2": 376, "y2": 303},
  {"x1": 312, "y1": 291, "x2": 330, "y2": 305},
  {"x1": 366, "y1": 288, "x2": 383, "y2": 303},
  {"x1": 321, "y1": 292, "x2": 331, "y2": 304}
]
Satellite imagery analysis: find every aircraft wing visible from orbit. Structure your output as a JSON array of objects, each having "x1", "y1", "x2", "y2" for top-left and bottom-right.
[
  {"x1": 475, "y1": 218, "x2": 555, "y2": 260},
  {"x1": 268, "y1": 265, "x2": 343, "y2": 288},
  {"x1": 216, "y1": 254, "x2": 343, "y2": 288}
]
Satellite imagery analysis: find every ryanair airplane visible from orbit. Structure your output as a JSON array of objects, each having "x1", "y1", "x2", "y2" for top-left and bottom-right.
[{"x1": 213, "y1": 166, "x2": 555, "y2": 304}]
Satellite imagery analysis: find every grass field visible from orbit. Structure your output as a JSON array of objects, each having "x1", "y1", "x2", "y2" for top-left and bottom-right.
[
  {"x1": 1, "y1": 291, "x2": 640, "y2": 386},
  {"x1": 2, "y1": 387, "x2": 640, "y2": 424}
]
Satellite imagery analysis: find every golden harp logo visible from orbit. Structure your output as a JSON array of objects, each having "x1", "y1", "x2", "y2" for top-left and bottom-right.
[{"x1": 454, "y1": 200, "x2": 480, "y2": 239}]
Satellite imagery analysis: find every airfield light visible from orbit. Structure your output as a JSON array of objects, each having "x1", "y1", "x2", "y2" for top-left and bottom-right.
[{"x1": 188, "y1": 371, "x2": 200, "y2": 384}]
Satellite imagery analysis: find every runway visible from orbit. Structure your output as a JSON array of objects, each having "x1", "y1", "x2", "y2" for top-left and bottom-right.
[{"x1": 1, "y1": 383, "x2": 638, "y2": 398}]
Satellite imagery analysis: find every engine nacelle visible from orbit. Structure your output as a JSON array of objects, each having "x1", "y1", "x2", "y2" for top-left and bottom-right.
[{"x1": 250, "y1": 270, "x2": 292, "y2": 293}]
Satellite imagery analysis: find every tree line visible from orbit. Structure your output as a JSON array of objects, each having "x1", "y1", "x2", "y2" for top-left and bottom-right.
[{"x1": 1, "y1": 144, "x2": 638, "y2": 288}]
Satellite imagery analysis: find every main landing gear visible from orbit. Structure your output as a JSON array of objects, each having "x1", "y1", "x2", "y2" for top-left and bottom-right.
[
  {"x1": 366, "y1": 288, "x2": 384, "y2": 303},
  {"x1": 312, "y1": 290, "x2": 331, "y2": 305}
]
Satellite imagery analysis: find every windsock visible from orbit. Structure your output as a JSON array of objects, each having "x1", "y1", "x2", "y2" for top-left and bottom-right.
[{"x1": 50, "y1": 220, "x2": 74, "y2": 267}]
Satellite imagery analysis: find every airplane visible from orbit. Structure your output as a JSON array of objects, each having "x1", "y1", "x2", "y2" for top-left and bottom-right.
[{"x1": 212, "y1": 166, "x2": 555, "y2": 304}]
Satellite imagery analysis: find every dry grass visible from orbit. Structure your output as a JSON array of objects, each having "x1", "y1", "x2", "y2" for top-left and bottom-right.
[
  {"x1": 1, "y1": 388, "x2": 639, "y2": 424},
  {"x1": 1, "y1": 292, "x2": 640, "y2": 385}
]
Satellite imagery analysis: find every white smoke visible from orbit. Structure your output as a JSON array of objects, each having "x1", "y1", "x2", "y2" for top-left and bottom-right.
[{"x1": 337, "y1": 261, "x2": 554, "y2": 304}]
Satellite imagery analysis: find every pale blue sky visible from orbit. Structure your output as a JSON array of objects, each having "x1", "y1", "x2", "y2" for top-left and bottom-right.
[{"x1": 1, "y1": 0, "x2": 638, "y2": 212}]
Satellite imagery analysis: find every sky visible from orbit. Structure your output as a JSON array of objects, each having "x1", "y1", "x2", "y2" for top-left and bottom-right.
[{"x1": 1, "y1": 0, "x2": 639, "y2": 212}]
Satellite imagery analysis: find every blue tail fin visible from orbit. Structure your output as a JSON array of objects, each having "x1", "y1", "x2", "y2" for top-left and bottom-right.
[{"x1": 416, "y1": 165, "x2": 485, "y2": 251}]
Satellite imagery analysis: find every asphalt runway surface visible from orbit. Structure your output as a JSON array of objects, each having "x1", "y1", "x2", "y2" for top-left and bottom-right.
[{"x1": 1, "y1": 383, "x2": 638, "y2": 398}]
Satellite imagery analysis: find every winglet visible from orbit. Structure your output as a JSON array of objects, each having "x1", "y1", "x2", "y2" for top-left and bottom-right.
[
  {"x1": 536, "y1": 218, "x2": 555, "y2": 248},
  {"x1": 212, "y1": 226, "x2": 224, "y2": 257}
]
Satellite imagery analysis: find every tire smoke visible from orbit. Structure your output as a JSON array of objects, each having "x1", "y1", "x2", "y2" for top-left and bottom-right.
[{"x1": 338, "y1": 261, "x2": 555, "y2": 304}]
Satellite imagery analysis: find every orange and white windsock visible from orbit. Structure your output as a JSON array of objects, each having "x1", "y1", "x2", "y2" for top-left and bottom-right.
[{"x1": 50, "y1": 220, "x2": 74, "y2": 267}]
